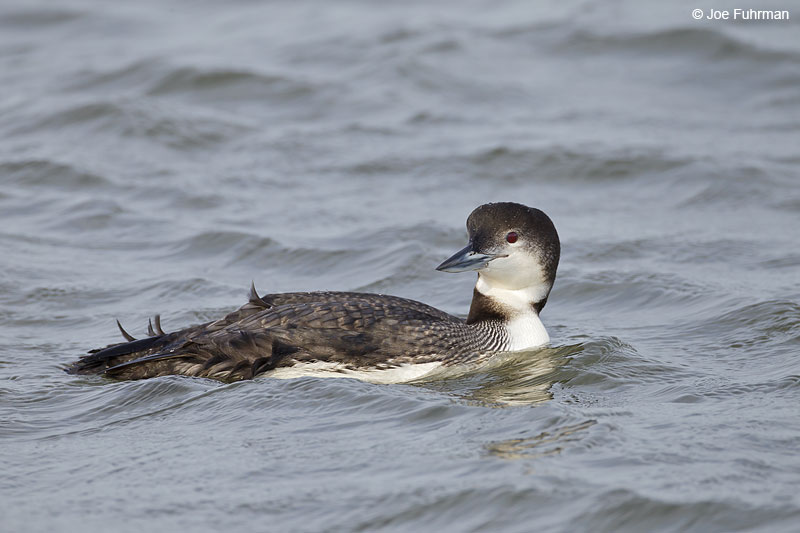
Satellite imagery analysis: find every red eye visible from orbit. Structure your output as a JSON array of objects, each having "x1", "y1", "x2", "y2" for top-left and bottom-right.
[{"x1": 506, "y1": 232, "x2": 518, "y2": 243}]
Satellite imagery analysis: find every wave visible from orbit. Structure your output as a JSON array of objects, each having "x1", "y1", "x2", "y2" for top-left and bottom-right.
[
  {"x1": 0, "y1": 159, "x2": 112, "y2": 190},
  {"x1": 680, "y1": 299, "x2": 800, "y2": 350},
  {"x1": 572, "y1": 488, "x2": 798, "y2": 532},
  {"x1": 471, "y1": 145, "x2": 693, "y2": 182},
  {"x1": 0, "y1": 6, "x2": 83, "y2": 28},
  {"x1": 555, "y1": 270, "x2": 715, "y2": 314},
  {"x1": 577, "y1": 27, "x2": 798, "y2": 62},
  {"x1": 494, "y1": 22, "x2": 800, "y2": 65},
  {"x1": 9, "y1": 98, "x2": 250, "y2": 150},
  {"x1": 147, "y1": 65, "x2": 318, "y2": 102}
]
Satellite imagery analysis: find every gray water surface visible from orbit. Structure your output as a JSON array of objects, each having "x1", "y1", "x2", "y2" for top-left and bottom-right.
[{"x1": 2, "y1": 1, "x2": 799, "y2": 532}]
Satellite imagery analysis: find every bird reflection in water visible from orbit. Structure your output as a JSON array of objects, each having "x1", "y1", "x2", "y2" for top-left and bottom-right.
[
  {"x1": 415, "y1": 343, "x2": 582, "y2": 407},
  {"x1": 486, "y1": 419, "x2": 598, "y2": 461}
]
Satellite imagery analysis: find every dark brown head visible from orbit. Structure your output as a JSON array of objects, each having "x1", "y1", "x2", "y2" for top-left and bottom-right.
[{"x1": 437, "y1": 202, "x2": 560, "y2": 315}]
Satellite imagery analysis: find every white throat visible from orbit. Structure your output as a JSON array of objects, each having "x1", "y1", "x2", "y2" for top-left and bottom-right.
[
  {"x1": 475, "y1": 275, "x2": 550, "y2": 314},
  {"x1": 475, "y1": 274, "x2": 551, "y2": 350}
]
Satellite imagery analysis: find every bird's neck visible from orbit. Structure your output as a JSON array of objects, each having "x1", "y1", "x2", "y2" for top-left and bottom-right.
[{"x1": 466, "y1": 275, "x2": 551, "y2": 349}]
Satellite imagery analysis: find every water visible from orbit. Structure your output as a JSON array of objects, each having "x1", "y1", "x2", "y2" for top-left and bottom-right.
[{"x1": 1, "y1": 0, "x2": 799, "y2": 531}]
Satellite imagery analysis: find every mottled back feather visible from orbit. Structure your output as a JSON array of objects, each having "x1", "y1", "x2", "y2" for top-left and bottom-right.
[{"x1": 67, "y1": 289, "x2": 503, "y2": 382}]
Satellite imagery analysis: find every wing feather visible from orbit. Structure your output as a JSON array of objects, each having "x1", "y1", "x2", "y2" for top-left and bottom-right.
[{"x1": 69, "y1": 288, "x2": 468, "y2": 381}]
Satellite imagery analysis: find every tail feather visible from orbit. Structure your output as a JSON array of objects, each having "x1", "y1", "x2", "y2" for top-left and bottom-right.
[
  {"x1": 99, "y1": 337, "x2": 298, "y2": 381},
  {"x1": 69, "y1": 287, "x2": 298, "y2": 381},
  {"x1": 116, "y1": 319, "x2": 136, "y2": 342},
  {"x1": 67, "y1": 329, "x2": 174, "y2": 375},
  {"x1": 153, "y1": 315, "x2": 165, "y2": 335},
  {"x1": 249, "y1": 281, "x2": 270, "y2": 307},
  {"x1": 103, "y1": 350, "x2": 190, "y2": 374}
]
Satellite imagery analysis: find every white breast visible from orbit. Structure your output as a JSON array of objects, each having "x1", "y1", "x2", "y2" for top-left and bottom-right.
[
  {"x1": 503, "y1": 313, "x2": 550, "y2": 351},
  {"x1": 475, "y1": 275, "x2": 551, "y2": 351}
]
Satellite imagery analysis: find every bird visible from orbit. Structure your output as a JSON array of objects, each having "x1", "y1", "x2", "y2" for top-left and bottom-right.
[{"x1": 67, "y1": 202, "x2": 560, "y2": 383}]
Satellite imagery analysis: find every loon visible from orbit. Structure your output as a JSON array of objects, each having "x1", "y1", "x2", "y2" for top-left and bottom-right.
[{"x1": 67, "y1": 202, "x2": 560, "y2": 383}]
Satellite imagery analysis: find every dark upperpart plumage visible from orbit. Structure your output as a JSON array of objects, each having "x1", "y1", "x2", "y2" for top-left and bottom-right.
[{"x1": 67, "y1": 202, "x2": 560, "y2": 382}]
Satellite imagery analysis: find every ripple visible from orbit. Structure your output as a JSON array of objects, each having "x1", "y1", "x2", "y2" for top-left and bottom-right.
[
  {"x1": 470, "y1": 144, "x2": 691, "y2": 182},
  {"x1": 681, "y1": 299, "x2": 800, "y2": 350},
  {"x1": 146, "y1": 66, "x2": 318, "y2": 103},
  {"x1": 573, "y1": 488, "x2": 798, "y2": 532},
  {"x1": 558, "y1": 27, "x2": 800, "y2": 64},
  {"x1": 418, "y1": 345, "x2": 580, "y2": 406},
  {"x1": 0, "y1": 159, "x2": 112, "y2": 190},
  {"x1": 166, "y1": 230, "x2": 279, "y2": 261},
  {"x1": 556, "y1": 270, "x2": 715, "y2": 313},
  {"x1": 349, "y1": 485, "x2": 560, "y2": 533},
  {"x1": 678, "y1": 166, "x2": 789, "y2": 208},
  {"x1": 568, "y1": 236, "x2": 758, "y2": 266},
  {"x1": 0, "y1": 6, "x2": 83, "y2": 28},
  {"x1": 759, "y1": 254, "x2": 800, "y2": 270},
  {"x1": 558, "y1": 336, "x2": 700, "y2": 395},
  {"x1": 12, "y1": 99, "x2": 250, "y2": 149},
  {"x1": 53, "y1": 197, "x2": 127, "y2": 232},
  {"x1": 64, "y1": 58, "x2": 165, "y2": 93},
  {"x1": 0, "y1": 375, "x2": 216, "y2": 441}
]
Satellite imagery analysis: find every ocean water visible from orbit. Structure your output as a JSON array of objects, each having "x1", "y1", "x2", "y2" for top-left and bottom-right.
[{"x1": 1, "y1": 0, "x2": 799, "y2": 531}]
